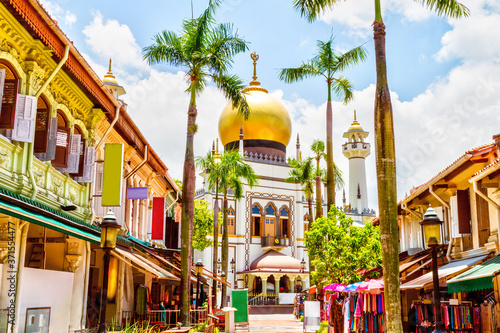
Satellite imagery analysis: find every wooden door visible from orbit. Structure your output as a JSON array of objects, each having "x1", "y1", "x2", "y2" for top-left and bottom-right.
[{"x1": 264, "y1": 217, "x2": 275, "y2": 237}]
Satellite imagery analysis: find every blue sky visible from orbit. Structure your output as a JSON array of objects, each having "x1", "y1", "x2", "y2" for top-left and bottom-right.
[{"x1": 41, "y1": 0, "x2": 500, "y2": 211}]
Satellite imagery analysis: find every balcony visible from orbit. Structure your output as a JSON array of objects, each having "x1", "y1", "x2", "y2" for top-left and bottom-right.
[{"x1": 261, "y1": 235, "x2": 287, "y2": 249}]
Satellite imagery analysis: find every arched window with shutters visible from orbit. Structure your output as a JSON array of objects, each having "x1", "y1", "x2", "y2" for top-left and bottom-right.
[
  {"x1": 279, "y1": 206, "x2": 290, "y2": 239},
  {"x1": 251, "y1": 203, "x2": 262, "y2": 237},
  {"x1": 69, "y1": 124, "x2": 85, "y2": 176},
  {"x1": 52, "y1": 110, "x2": 70, "y2": 168},
  {"x1": 34, "y1": 95, "x2": 50, "y2": 153},
  {"x1": 0, "y1": 61, "x2": 19, "y2": 129},
  {"x1": 228, "y1": 207, "x2": 235, "y2": 235}
]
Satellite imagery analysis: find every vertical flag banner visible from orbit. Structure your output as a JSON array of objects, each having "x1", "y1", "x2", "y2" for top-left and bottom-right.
[
  {"x1": 102, "y1": 143, "x2": 124, "y2": 206},
  {"x1": 151, "y1": 197, "x2": 165, "y2": 240}
]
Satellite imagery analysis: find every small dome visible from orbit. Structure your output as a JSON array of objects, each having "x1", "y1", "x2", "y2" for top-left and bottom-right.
[
  {"x1": 348, "y1": 110, "x2": 364, "y2": 131},
  {"x1": 250, "y1": 250, "x2": 303, "y2": 271},
  {"x1": 103, "y1": 59, "x2": 126, "y2": 97}
]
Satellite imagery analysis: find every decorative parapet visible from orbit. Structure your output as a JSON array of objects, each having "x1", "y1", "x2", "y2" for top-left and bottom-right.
[
  {"x1": 244, "y1": 151, "x2": 288, "y2": 165},
  {"x1": 337, "y1": 206, "x2": 376, "y2": 216}
]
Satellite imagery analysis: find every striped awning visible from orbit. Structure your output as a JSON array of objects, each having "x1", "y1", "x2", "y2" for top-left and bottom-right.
[{"x1": 447, "y1": 254, "x2": 500, "y2": 293}]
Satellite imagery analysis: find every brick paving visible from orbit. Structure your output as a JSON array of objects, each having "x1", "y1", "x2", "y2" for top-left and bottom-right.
[{"x1": 238, "y1": 314, "x2": 303, "y2": 333}]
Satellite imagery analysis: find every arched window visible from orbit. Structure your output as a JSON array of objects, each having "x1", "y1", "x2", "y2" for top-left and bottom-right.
[
  {"x1": 70, "y1": 125, "x2": 86, "y2": 176},
  {"x1": 252, "y1": 204, "x2": 261, "y2": 216},
  {"x1": 34, "y1": 95, "x2": 50, "y2": 153},
  {"x1": 52, "y1": 110, "x2": 70, "y2": 168},
  {"x1": 252, "y1": 204, "x2": 262, "y2": 236},
  {"x1": 279, "y1": 206, "x2": 290, "y2": 238},
  {"x1": 0, "y1": 61, "x2": 19, "y2": 129},
  {"x1": 265, "y1": 203, "x2": 276, "y2": 216}
]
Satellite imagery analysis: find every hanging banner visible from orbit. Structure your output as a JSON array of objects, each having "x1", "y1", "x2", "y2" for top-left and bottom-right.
[
  {"x1": 127, "y1": 187, "x2": 148, "y2": 200},
  {"x1": 102, "y1": 143, "x2": 124, "y2": 206},
  {"x1": 151, "y1": 197, "x2": 165, "y2": 240}
]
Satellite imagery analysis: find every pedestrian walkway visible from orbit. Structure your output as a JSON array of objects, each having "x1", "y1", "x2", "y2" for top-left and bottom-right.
[{"x1": 241, "y1": 314, "x2": 303, "y2": 332}]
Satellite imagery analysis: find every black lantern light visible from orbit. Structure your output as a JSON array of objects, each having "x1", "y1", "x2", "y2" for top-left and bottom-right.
[
  {"x1": 300, "y1": 258, "x2": 306, "y2": 272},
  {"x1": 230, "y1": 258, "x2": 235, "y2": 273}
]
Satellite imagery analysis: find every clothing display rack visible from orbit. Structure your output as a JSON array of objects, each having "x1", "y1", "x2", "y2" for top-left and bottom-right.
[{"x1": 411, "y1": 300, "x2": 474, "y2": 333}]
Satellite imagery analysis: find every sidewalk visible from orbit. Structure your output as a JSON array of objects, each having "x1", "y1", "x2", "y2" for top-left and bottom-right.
[{"x1": 240, "y1": 314, "x2": 303, "y2": 333}]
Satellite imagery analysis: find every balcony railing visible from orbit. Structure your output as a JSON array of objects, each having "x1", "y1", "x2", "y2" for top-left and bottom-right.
[
  {"x1": 248, "y1": 293, "x2": 279, "y2": 306},
  {"x1": 261, "y1": 235, "x2": 287, "y2": 247}
]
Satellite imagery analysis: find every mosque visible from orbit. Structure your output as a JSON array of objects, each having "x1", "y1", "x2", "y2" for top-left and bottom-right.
[{"x1": 194, "y1": 53, "x2": 375, "y2": 305}]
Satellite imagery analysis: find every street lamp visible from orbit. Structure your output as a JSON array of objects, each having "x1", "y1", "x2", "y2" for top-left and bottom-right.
[
  {"x1": 420, "y1": 207, "x2": 445, "y2": 333},
  {"x1": 230, "y1": 258, "x2": 235, "y2": 273},
  {"x1": 230, "y1": 258, "x2": 236, "y2": 289},
  {"x1": 195, "y1": 259, "x2": 204, "y2": 308},
  {"x1": 217, "y1": 258, "x2": 221, "y2": 272},
  {"x1": 98, "y1": 210, "x2": 120, "y2": 333},
  {"x1": 300, "y1": 258, "x2": 306, "y2": 272}
]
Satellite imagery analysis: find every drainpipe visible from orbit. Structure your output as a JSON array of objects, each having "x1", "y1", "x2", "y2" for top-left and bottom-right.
[
  {"x1": 95, "y1": 105, "x2": 121, "y2": 151},
  {"x1": 429, "y1": 186, "x2": 453, "y2": 261},
  {"x1": 27, "y1": 45, "x2": 70, "y2": 200},
  {"x1": 124, "y1": 145, "x2": 148, "y2": 180},
  {"x1": 80, "y1": 242, "x2": 91, "y2": 328}
]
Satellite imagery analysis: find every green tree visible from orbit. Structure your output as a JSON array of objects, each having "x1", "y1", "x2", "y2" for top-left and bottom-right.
[
  {"x1": 279, "y1": 35, "x2": 367, "y2": 211},
  {"x1": 216, "y1": 150, "x2": 258, "y2": 306},
  {"x1": 292, "y1": 1, "x2": 468, "y2": 331},
  {"x1": 311, "y1": 140, "x2": 325, "y2": 219},
  {"x1": 143, "y1": 1, "x2": 250, "y2": 324},
  {"x1": 305, "y1": 207, "x2": 382, "y2": 285},
  {"x1": 193, "y1": 199, "x2": 214, "y2": 251}
]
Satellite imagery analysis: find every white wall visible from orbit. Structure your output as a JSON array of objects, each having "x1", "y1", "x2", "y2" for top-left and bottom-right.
[{"x1": 18, "y1": 268, "x2": 74, "y2": 333}]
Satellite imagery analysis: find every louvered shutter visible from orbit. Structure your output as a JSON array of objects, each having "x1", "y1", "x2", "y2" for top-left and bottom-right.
[
  {"x1": 36, "y1": 117, "x2": 58, "y2": 161},
  {"x1": 58, "y1": 134, "x2": 81, "y2": 173},
  {"x1": 75, "y1": 146, "x2": 95, "y2": 183},
  {"x1": 450, "y1": 195, "x2": 460, "y2": 238},
  {"x1": 34, "y1": 108, "x2": 50, "y2": 153},
  {"x1": 0, "y1": 69, "x2": 5, "y2": 110},
  {"x1": 52, "y1": 125, "x2": 70, "y2": 168},
  {"x1": 70, "y1": 139, "x2": 86, "y2": 177},
  {"x1": 0, "y1": 76, "x2": 18, "y2": 129},
  {"x1": 11, "y1": 94, "x2": 36, "y2": 142}
]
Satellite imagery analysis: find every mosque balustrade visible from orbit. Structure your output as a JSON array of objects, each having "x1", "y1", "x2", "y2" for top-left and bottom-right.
[
  {"x1": 261, "y1": 235, "x2": 287, "y2": 248},
  {"x1": 244, "y1": 151, "x2": 288, "y2": 165},
  {"x1": 247, "y1": 293, "x2": 279, "y2": 306},
  {"x1": 337, "y1": 206, "x2": 376, "y2": 216}
]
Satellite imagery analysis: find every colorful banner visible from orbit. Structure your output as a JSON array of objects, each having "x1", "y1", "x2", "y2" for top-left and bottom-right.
[
  {"x1": 127, "y1": 187, "x2": 148, "y2": 200},
  {"x1": 102, "y1": 143, "x2": 124, "y2": 206},
  {"x1": 151, "y1": 197, "x2": 165, "y2": 240}
]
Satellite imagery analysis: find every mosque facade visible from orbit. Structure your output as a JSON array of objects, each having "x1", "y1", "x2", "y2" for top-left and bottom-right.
[{"x1": 195, "y1": 54, "x2": 375, "y2": 304}]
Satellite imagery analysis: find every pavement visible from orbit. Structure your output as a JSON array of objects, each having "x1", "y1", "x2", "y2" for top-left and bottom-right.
[{"x1": 237, "y1": 314, "x2": 303, "y2": 333}]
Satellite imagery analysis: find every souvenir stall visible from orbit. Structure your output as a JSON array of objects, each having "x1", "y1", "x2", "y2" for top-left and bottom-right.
[{"x1": 326, "y1": 280, "x2": 386, "y2": 333}]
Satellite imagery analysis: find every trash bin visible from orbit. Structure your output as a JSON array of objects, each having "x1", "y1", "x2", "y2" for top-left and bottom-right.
[{"x1": 221, "y1": 307, "x2": 237, "y2": 333}]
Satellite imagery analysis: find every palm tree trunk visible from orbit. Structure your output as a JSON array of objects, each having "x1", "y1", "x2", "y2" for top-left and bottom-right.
[
  {"x1": 326, "y1": 83, "x2": 335, "y2": 211},
  {"x1": 373, "y1": 11, "x2": 403, "y2": 333},
  {"x1": 315, "y1": 175, "x2": 322, "y2": 219},
  {"x1": 307, "y1": 195, "x2": 314, "y2": 289},
  {"x1": 180, "y1": 87, "x2": 197, "y2": 326},
  {"x1": 213, "y1": 183, "x2": 219, "y2": 308},
  {"x1": 221, "y1": 196, "x2": 229, "y2": 307}
]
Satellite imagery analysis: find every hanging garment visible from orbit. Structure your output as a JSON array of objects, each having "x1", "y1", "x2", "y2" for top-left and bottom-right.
[
  {"x1": 343, "y1": 298, "x2": 350, "y2": 333},
  {"x1": 331, "y1": 299, "x2": 344, "y2": 333}
]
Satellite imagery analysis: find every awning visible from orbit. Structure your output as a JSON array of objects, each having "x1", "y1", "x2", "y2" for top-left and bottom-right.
[
  {"x1": 400, "y1": 253, "x2": 432, "y2": 274},
  {"x1": 447, "y1": 254, "x2": 500, "y2": 293},
  {"x1": 0, "y1": 198, "x2": 100, "y2": 244},
  {"x1": 112, "y1": 247, "x2": 179, "y2": 281},
  {"x1": 400, "y1": 255, "x2": 487, "y2": 290}
]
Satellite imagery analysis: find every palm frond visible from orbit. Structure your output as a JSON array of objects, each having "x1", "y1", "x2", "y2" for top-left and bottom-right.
[
  {"x1": 143, "y1": 30, "x2": 186, "y2": 66},
  {"x1": 292, "y1": 0, "x2": 343, "y2": 23},
  {"x1": 334, "y1": 44, "x2": 368, "y2": 72},
  {"x1": 332, "y1": 76, "x2": 354, "y2": 104},
  {"x1": 415, "y1": 0, "x2": 470, "y2": 18},
  {"x1": 278, "y1": 62, "x2": 323, "y2": 83},
  {"x1": 212, "y1": 73, "x2": 250, "y2": 119},
  {"x1": 184, "y1": 0, "x2": 222, "y2": 54}
]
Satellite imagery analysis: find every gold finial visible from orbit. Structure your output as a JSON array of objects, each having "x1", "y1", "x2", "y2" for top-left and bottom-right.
[
  {"x1": 354, "y1": 110, "x2": 357, "y2": 121},
  {"x1": 108, "y1": 58, "x2": 112, "y2": 73},
  {"x1": 216, "y1": 138, "x2": 219, "y2": 154},
  {"x1": 250, "y1": 52, "x2": 260, "y2": 86}
]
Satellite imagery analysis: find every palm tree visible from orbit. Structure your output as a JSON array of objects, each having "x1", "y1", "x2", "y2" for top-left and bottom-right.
[
  {"x1": 217, "y1": 150, "x2": 258, "y2": 306},
  {"x1": 143, "y1": 0, "x2": 250, "y2": 325},
  {"x1": 196, "y1": 144, "x2": 222, "y2": 306},
  {"x1": 292, "y1": 0, "x2": 469, "y2": 331},
  {"x1": 279, "y1": 36, "x2": 366, "y2": 212},
  {"x1": 286, "y1": 157, "x2": 315, "y2": 279},
  {"x1": 310, "y1": 140, "x2": 325, "y2": 219}
]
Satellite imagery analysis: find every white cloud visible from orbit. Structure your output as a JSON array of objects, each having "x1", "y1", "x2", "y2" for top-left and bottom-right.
[
  {"x1": 82, "y1": 11, "x2": 148, "y2": 75},
  {"x1": 39, "y1": 0, "x2": 77, "y2": 28}
]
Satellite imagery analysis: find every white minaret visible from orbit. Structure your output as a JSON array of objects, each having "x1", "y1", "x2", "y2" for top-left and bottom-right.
[{"x1": 342, "y1": 111, "x2": 370, "y2": 213}]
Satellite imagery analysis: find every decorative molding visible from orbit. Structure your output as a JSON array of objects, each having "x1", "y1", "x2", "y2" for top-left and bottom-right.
[{"x1": 65, "y1": 254, "x2": 81, "y2": 272}]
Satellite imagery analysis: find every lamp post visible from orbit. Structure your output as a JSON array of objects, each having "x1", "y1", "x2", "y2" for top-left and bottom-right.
[
  {"x1": 300, "y1": 258, "x2": 306, "y2": 273},
  {"x1": 230, "y1": 258, "x2": 236, "y2": 289},
  {"x1": 98, "y1": 210, "x2": 120, "y2": 333},
  {"x1": 220, "y1": 272, "x2": 226, "y2": 307},
  {"x1": 217, "y1": 258, "x2": 222, "y2": 273},
  {"x1": 195, "y1": 259, "x2": 204, "y2": 308},
  {"x1": 420, "y1": 207, "x2": 445, "y2": 333}
]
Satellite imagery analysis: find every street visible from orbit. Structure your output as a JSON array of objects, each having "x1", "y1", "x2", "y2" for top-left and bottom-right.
[{"x1": 244, "y1": 314, "x2": 303, "y2": 333}]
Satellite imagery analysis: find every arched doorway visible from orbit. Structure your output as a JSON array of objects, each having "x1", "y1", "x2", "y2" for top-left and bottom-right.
[{"x1": 279, "y1": 275, "x2": 290, "y2": 293}]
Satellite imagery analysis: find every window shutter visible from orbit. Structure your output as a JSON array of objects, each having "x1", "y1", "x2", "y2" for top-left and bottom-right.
[
  {"x1": 450, "y1": 195, "x2": 460, "y2": 238},
  {"x1": 70, "y1": 139, "x2": 86, "y2": 177},
  {"x1": 11, "y1": 94, "x2": 36, "y2": 143},
  {"x1": 0, "y1": 69, "x2": 5, "y2": 107},
  {"x1": 52, "y1": 125, "x2": 70, "y2": 168},
  {"x1": 0, "y1": 78, "x2": 18, "y2": 129},
  {"x1": 457, "y1": 189, "x2": 471, "y2": 234},
  {"x1": 58, "y1": 134, "x2": 81, "y2": 173},
  {"x1": 36, "y1": 117, "x2": 58, "y2": 161},
  {"x1": 34, "y1": 108, "x2": 50, "y2": 153},
  {"x1": 75, "y1": 146, "x2": 95, "y2": 183}
]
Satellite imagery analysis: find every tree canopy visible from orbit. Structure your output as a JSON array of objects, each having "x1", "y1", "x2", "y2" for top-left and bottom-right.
[
  {"x1": 193, "y1": 199, "x2": 214, "y2": 252},
  {"x1": 305, "y1": 207, "x2": 382, "y2": 285}
]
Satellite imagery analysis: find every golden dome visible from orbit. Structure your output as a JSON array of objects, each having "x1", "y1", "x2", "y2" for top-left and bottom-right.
[
  {"x1": 348, "y1": 110, "x2": 364, "y2": 131},
  {"x1": 218, "y1": 52, "x2": 291, "y2": 147},
  {"x1": 103, "y1": 59, "x2": 126, "y2": 96}
]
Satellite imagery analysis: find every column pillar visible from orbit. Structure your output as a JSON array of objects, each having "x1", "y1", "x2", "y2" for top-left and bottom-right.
[
  {"x1": 274, "y1": 275, "x2": 280, "y2": 295},
  {"x1": 13, "y1": 221, "x2": 29, "y2": 331},
  {"x1": 262, "y1": 277, "x2": 268, "y2": 296},
  {"x1": 68, "y1": 238, "x2": 85, "y2": 331},
  {"x1": 138, "y1": 199, "x2": 147, "y2": 241},
  {"x1": 288, "y1": 275, "x2": 297, "y2": 293}
]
